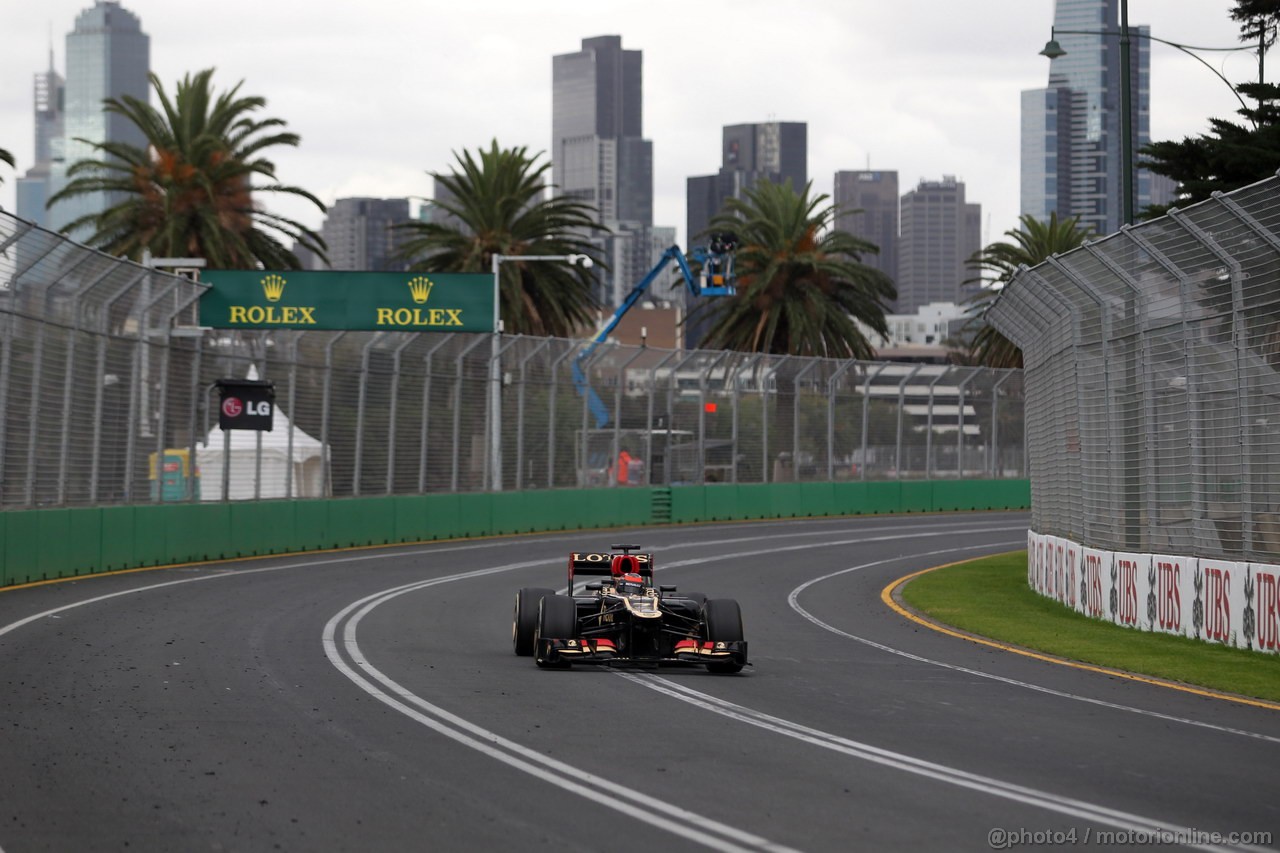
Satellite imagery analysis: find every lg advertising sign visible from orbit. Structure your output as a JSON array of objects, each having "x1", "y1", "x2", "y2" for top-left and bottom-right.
[{"x1": 217, "y1": 379, "x2": 274, "y2": 431}]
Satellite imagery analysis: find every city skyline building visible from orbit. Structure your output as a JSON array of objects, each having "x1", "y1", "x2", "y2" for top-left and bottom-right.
[
  {"x1": 1021, "y1": 0, "x2": 1151, "y2": 236},
  {"x1": 552, "y1": 35, "x2": 671, "y2": 308},
  {"x1": 317, "y1": 197, "x2": 412, "y2": 271},
  {"x1": 22, "y1": 1, "x2": 150, "y2": 236},
  {"x1": 15, "y1": 46, "x2": 65, "y2": 228},
  {"x1": 686, "y1": 122, "x2": 808, "y2": 250},
  {"x1": 897, "y1": 176, "x2": 981, "y2": 315},
  {"x1": 684, "y1": 120, "x2": 807, "y2": 347},
  {"x1": 833, "y1": 169, "x2": 899, "y2": 308}
]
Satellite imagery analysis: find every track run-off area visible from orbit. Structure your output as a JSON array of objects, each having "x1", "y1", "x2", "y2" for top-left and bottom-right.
[{"x1": 1, "y1": 512, "x2": 1276, "y2": 852}]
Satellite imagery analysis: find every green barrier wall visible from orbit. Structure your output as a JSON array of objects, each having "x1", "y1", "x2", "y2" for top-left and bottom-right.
[{"x1": 0, "y1": 479, "x2": 1029, "y2": 587}]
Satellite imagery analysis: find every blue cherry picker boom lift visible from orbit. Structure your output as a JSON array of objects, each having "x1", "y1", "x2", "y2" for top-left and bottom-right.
[{"x1": 572, "y1": 236, "x2": 738, "y2": 428}]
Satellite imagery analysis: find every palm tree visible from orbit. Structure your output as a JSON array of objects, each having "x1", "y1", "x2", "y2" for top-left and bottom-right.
[
  {"x1": 958, "y1": 212, "x2": 1092, "y2": 369},
  {"x1": 47, "y1": 68, "x2": 325, "y2": 269},
  {"x1": 395, "y1": 141, "x2": 606, "y2": 338},
  {"x1": 692, "y1": 179, "x2": 895, "y2": 480},
  {"x1": 0, "y1": 147, "x2": 13, "y2": 185},
  {"x1": 694, "y1": 179, "x2": 895, "y2": 359}
]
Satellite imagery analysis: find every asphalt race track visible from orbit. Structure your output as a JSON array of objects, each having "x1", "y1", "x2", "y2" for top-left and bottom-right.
[{"x1": 1, "y1": 511, "x2": 1277, "y2": 852}]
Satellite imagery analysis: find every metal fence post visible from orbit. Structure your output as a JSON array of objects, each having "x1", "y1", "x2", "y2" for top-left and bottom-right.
[
  {"x1": 417, "y1": 333, "x2": 455, "y2": 493},
  {"x1": 644, "y1": 350, "x2": 679, "y2": 487},
  {"x1": 760, "y1": 356, "x2": 790, "y2": 483},
  {"x1": 613, "y1": 346, "x2": 648, "y2": 486},
  {"x1": 1126, "y1": 227, "x2": 1206, "y2": 552},
  {"x1": 729, "y1": 354, "x2": 759, "y2": 484},
  {"x1": 451, "y1": 335, "x2": 489, "y2": 492},
  {"x1": 859, "y1": 363, "x2": 887, "y2": 481},
  {"x1": 353, "y1": 332, "x2": 385, "y2": 497},
  {"x1": 578, "y1": 343, "x2": 616, "y2": 488},
  {"x1": 320, "y1": 332, "x2": 346, "y2": 498},
  {"x1": 1082, "y1": 244, "x2": 1155, "y2": 552},
  {"x1": 699, "y1": 351, "x2": 730, "y2": 484},
  {"x1": 826, "y1": 361, "x2": 856, "y2": 481},
  {"x1": 791, "y1": 360, "x2": 820, "y2": 483},
  {"x1": 513, "y1": 337, "x2": 549, "y2": 492},
  {"x1": 54, "y1": 257, "x2": 115, "y2": 505},
  {"x1": 546, "y1": 342, "x2": 578, "y2": 489},
  {"x1": 386, "y1": 333, "x2": 416, "y2": 495},
  {"x1": 21, "y1": 322, "x2": 47, "y2": 506},
  {"x1": 894, "y1": 364, "x2": 923, "y2": 480},
  {"x1": 989, "y1": 371, "x2": 1014, "y2": 478}
]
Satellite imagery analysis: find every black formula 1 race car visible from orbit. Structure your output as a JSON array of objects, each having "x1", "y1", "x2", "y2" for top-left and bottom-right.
[{"x1": 512, "y1": 545, "x2": 748, "y2": 673}]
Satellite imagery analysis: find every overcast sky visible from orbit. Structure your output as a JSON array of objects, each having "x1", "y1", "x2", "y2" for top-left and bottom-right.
[{"x1": 0, "y1": 0, "x2": 1259, "y2": 249}]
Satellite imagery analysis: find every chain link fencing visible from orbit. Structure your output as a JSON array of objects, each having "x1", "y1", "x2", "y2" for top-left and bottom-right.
[
  {"x1": 0, "y1": 211, "x2": 1025, "y2": 509},
  {"x1": 988, "y1": 172, "x2": 1280, "y2": 563}
]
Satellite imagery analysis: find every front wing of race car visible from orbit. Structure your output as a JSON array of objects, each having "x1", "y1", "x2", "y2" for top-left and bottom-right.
[
  {"x1": 534, "y1": 595, "x2": 748, "y2": 669},
  {"x1": 538, "y1": 634, "x2": 749, "y2": 667}
]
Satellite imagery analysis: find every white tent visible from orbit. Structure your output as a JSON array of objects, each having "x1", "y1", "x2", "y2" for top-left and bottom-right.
[{"x1": 198, "y1": 380, "x2": 327, "y2": 500}]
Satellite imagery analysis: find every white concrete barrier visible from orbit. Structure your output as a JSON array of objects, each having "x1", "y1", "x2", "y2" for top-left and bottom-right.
[{"x1": 1025, "y1": 531, "x2": 1280, "y2": 654}]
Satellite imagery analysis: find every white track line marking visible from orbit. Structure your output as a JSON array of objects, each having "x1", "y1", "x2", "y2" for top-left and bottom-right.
[
  {"x1": 7, "y1": 518, "x2": 1258, "y2": 850},
  {"x1": 327, "y1": 528, "x2": 1258, "y2": 853},
  {"x1": 617, "y1": 673, "x2": 1252, "y2": 853},
  {"x1": 785, "y1": 546, "x2": 1280, "y2": 746},
  {"x1": 323, "y1": 569, "x2": 798, "y2": 853}
]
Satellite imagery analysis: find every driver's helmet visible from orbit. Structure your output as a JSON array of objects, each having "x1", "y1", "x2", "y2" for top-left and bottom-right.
[{"x1": 617, "y1": 572, "x2": 645, "y2": 596}]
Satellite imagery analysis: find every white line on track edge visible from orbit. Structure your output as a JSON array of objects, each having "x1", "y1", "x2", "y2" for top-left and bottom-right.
[
  {"x1": 785, "y1": 548, "x2": 1280, "y2": 746},
  {"x1": 617, "y1": 672, "x2": 1251, "y2": 853},
  {"x1": 323, "y1": 568, "x2": 798, "y2": 853},
  {"x1": 324, "y1": 528, "x2": 1256, "y2": 853}
]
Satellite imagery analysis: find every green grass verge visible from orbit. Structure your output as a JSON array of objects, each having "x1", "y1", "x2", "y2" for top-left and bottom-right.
[{"x1": 900, "y1": 551, "x2": 1280, "y2": 704}]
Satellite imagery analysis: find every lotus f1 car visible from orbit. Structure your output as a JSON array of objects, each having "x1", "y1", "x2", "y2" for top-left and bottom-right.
[{"x1": 512, "y1": 545, "x2": 748, "y2": 673}]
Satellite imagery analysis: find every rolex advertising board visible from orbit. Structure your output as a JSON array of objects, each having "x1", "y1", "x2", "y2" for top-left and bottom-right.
[{"x1": 199, "y1": 271, "x2": 495, "y2": 332}]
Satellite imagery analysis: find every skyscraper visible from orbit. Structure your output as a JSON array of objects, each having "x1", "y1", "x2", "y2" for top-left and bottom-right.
[
  {"x1": 897, "y1": 176, "x2": 981, "y2": 315},
  {"x1": 687, "y1": 122, "x2": 808, "y2": 249},
  {"x1": 318, "y1": 198, "x2": 412, "y2": 271},
  {"x1": 44, "y1": 1, "x2": 150, "y2": 235},
  {"x1": 15, "y1": 47, "x2": 65, "y2": 228},
  {"x1": 552, "y1": 35, "x2": 666, "y2": 308},
  {"x1": 684, "y1": 121, "x2": 807, "y2": 347},
  {"x1": 1021, "y1": 0, "x2": 1151, "y2": 236},
  {"x1": 834, "y1": 170, "x2": 899, "y2": 307}
]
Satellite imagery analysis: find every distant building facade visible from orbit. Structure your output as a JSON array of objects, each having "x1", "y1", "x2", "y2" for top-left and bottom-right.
[
  {"x1": 552, "y1": 35, "x2": 671, "y2": 307},
  {"x1": 1021, "y1": 0, "x2": 1152, "y2": 235},
  {"x1": 36, "y1": 1, "x2": 150, "y2": 236},
  {"x1": 833, "y1": 170, "x2": 899, "y2": 308},
  {"x1": 853, "y1": 301, "x2": 970, "y2": 364},
  {"x1": 684, "y1": 121, "x2": 807, "y2": 347},
  {"x1": 15, "y1": 49, "x2": 65, "y2": 227},
  {"x1": 897, "y1": 176, "x2": 981, "y2": 314},
  {"x1": 317, "y1": 197, "x2": 412, "y2": 271},
  {"x1": 686, "y1": 122, "x2": 807, "y2": 248}
]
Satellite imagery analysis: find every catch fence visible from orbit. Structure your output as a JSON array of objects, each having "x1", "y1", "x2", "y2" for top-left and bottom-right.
[
  {"x1": 0, "y1": 211, "x2": 1025, "y2": 509},
  {"x1": 988, "y1": 172, "x2": 1280, "y2": 563}
]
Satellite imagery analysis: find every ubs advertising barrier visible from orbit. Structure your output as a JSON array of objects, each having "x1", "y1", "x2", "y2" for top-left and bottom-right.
[
  {"x1": 1027, "y1": 531, "x2": 1280, "y2": 655},
  {"x1": 199, "y1": 271, "x2": 495, "y2": 331}
]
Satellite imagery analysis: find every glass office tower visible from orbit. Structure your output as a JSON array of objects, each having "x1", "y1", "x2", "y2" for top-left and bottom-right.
[
  {"x1": 46, "y1": 1, "x2": 150, "y2": 235},
  {"x1": 1021, "y1": 0, "x2": 1150, "y2": 236}
]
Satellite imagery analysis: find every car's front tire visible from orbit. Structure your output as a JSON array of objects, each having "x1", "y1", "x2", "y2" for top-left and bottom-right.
[
  {"x1": 703, "y1": 598, "x2": 745, "y2": 674},
  {"x1": 534, "y1": 594, "x2": 577, "y2": 669},
  {"x1": 513, "y1": 587, "x2": 554, "y2": 656}
]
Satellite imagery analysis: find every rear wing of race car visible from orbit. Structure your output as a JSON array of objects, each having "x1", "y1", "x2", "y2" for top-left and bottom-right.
[{"x1": 568, "y1": 551, "x2": 654, "y2": 586}]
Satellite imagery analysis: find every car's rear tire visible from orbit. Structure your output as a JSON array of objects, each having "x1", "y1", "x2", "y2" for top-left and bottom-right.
[
  {"x1": 534, "y1": 594, "x2": 577, "y2": 669},
  {"x1": 513, "y1": 587, "x2": 554, "y2": 656},
  {"x1": 703, "y1": 598, "x2": 744, "y2": 674}
]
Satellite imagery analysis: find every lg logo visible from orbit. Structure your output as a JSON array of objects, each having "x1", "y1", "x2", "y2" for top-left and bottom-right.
[{"x1": 222, "y1": 397, "x2": 271, "y2": 418}]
